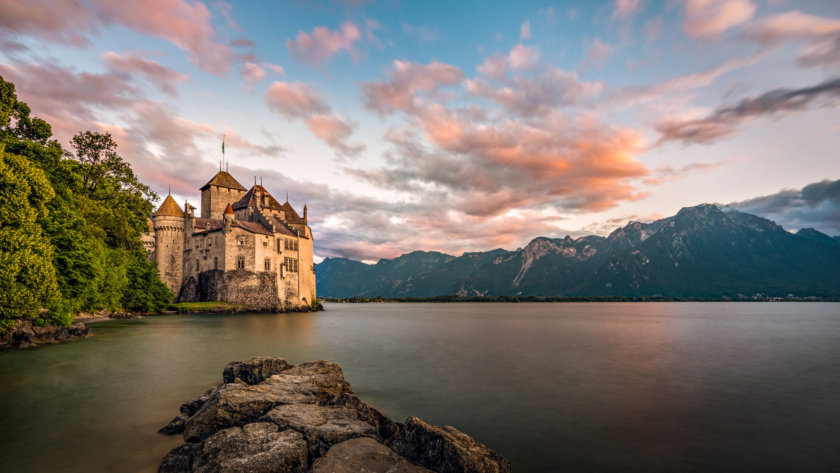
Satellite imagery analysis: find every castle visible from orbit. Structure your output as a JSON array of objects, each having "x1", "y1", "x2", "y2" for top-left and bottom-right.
[{"x1": 148, "y1": 170, "x2": 316, "y2": 310}]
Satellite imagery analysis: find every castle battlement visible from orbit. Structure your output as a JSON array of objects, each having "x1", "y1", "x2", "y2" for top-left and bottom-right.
[{"x1": 148, "y1": 171, "x2": 316, "y2": 310}]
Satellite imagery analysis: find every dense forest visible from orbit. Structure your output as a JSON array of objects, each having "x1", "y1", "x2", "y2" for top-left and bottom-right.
[{"x1": 0, "y1": 76, "x2": 172, "y2": 330}]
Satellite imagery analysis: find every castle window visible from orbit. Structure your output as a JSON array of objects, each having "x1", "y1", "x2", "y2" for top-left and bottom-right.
[
  {"x1": 277, "y1": 240, "x2": 281, "y2": 253},
  {"x1": 263, "y1": 241, "x2": 268, "y2": 247},
  {"x1": 214, "y1": 257, "x2": 218, "y2": 270},
  {"x1": 238, "y1": 239, "x2": 245, "y2": 246},
  {"x1": 236, "y1": 256, "x2": 245, "y2": 269},
  {"x1": 170, "y1": 255, "x2": 175, "y2": 264},
  {"x1": 264, "y1": 259, "x2": 271, "y2": 270},
  {"x1": 195, "y1": 259, "x2": 199, "y2": 271}
]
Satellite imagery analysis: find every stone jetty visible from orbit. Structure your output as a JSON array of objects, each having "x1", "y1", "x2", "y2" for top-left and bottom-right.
[{"x1": 159, "y1": 357, "x2": 511, "y2": 473}]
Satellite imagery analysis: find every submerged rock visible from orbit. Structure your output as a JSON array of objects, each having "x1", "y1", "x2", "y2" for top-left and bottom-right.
[{"x1": 159, "y1": 357, "x2": 510, "y2": 473}]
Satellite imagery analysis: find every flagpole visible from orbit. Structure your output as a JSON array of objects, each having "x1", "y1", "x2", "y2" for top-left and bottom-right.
[{"x1": 222, "y1": 134, "x2": 226, "y2": 170}]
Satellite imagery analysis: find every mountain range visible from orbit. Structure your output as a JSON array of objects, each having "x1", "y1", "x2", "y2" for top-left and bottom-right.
[{"x1": 316, "y1": 204, "x2": 840, "y2": 299}]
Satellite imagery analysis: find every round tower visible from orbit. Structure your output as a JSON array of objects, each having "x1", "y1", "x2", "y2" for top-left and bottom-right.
[{"x1": 153, "y1": 195, "x2": 186, "y2": 296}]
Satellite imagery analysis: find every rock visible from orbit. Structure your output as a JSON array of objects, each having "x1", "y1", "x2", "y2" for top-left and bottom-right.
[
  {"x1": 183, "y1": 367, "x2": 352, "y2": 442},
  {"x1": 330, "y1": 393, "x2": 401, "y2": 445},
  {"x1": 0, "y1": 319, "x2": 91, "y2": 349},
  {"x1": 310, "y1": 437, "x2": 433, "y2": 473},
  {"x1": 159, "y1": 443, "x2": 200, "y2": 473},
  {"x1": 162, "y1": 423, "x2": 307, "y2": 473},
  {"x1": 390, "y1": 417, "x2": 511, "y2": 473},
  {"x1": 161, "y1": 386, "x2": 220, "y2": 434},
  {"x1": 223, "y1": 357, "x2": 294, "y2": 385},
  {"x1": 260, "y1": 403, "x2": 377, "y2": 458},
  {"x1": 192, "y1": 423, "x2": 307, "y2": 473},
  {"x1": 160, "y1": 358, "x2": 510, "y2": 472}
]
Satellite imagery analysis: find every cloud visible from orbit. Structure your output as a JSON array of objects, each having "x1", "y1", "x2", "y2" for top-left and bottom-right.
[
  {"x1": 362, "y1": 60, "x2": 464, "y2": 114},
  {"x1": 656, "y1": 76, "x2": 840, "y2": 145},
  {"x1": 103, "y1": 52, "x2": 189, "y2": 95},
  {"x1": 520, "y1": 20, "x2": 531, "y2": 40},
  {"x1": 240, "y1": 62, "x2": 267, "y2": 84},
  {"x1": 745, "y1": 11, "x2": 840, "y2": 68},
  {"x1": 0, "y1": 0, "x2": 233, "y2": 74},
  {"x1": 581, "y1": 39, "x2": 612, "y2": 70},
  {"x1": 725, "y1": 179, "x2": 840, "y2": 235},
  {"x1": 264, "y1": 81, "x2": 363, "y2": 156},
  {"x1": 305, "y1": 114, "x2": 365, "y2": 157},
  {"x1": 286, "y1": 22, "x2": 361, "y2": 65},
  {"x1": 508, "y1": 43, "x2": 540, "y2": 70},
  {"x1": 350, "y1": 104, "x2": 649, "y2": 224},
  {"x1": 613, "y1": 0, "x2": 642, "y2": 19},
  {"x1": 682, "y1": 0, "x2": 756, "y2": 38},
  {"x1": 477, "y1": 54, "x2": 508, "y2": 80},
  {"x1": 466, "y1": 67, "x2": 604, "y2": 116},
  {"x1": 643, "y1": 17, "x2": 662, "y2": 42},
  {"x1": 264, "y1": 82, "x2": 330, "y2": 118}
]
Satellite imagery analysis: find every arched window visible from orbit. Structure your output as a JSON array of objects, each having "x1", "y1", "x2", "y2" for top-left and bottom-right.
[
  {"x1": 237, "y1": 256, "x2": 245, "y2": 269},
  {"x1": 264, "y1": 258, "x2": 271, "y2": 270}
]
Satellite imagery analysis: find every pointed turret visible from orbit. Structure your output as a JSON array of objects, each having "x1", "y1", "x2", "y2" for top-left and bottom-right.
[{"x1": 153, "y1": 195, "x2": 184, "y2": 217}]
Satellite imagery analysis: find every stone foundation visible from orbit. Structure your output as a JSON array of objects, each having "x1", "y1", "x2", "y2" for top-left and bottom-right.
[{"x1": 178, "y1": 270, "x2": 288, "y2": 311}]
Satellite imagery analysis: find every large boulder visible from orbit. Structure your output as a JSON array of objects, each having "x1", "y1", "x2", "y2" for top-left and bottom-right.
[
  {"x1": 390, "y1": 417, "x2": 512, "y2": 473},
  {"x1": 223, "y1": 357, "x2": 294, "y2": 385},
  {"x1": 161, "y1": 423, "x2": 307, "y2": 473},
  {"x1": 184, "y1": 362, "x2": 352, "y2": 441},
  {"x1": 260, "y1": 403, "x2": 376, "y2": 458},
  {"x1": 310, "y1": 437, "x2": 433, "y2": 473}
]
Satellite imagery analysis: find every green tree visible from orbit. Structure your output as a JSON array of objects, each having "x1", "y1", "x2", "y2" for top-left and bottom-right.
[{"x1": 0, "y1": 146, "x2": 66, "y2": 326}]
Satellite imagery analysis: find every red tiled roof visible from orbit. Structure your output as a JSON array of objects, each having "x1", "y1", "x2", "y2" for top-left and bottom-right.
[
  {"x1": 200, "y1": 171, "x2": 247, "y2": 191},
  {"x1": 235, "y1": 221, "x2": 273, "y2": 235},
  {"x1": 224, "y1": 203, "x2": 234, "y2": 215}
]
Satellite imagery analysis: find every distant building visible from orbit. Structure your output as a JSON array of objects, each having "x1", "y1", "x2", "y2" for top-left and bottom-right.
[{"x1": 148, "y1": 170, "x2": 316, "y2": 310}]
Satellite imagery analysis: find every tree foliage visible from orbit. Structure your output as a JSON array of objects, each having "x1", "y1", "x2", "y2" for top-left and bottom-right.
[{"x1": 0, "y1": 75, "x2": 172, "y2": 327}]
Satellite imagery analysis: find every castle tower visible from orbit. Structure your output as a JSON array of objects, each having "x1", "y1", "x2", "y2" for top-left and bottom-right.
[
  {"x1": 153, "y1": 195, "x2": 185, "y2": 295},
  {"x1": 200, "y1": 171, "x2": 247, "y2": 219}
]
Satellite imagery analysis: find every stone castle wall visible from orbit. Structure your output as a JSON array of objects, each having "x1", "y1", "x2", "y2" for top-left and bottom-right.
[
  {"x1": 178, "y1": 270, "x2": 283, "y2": 311},
  {"x1": 201, "y1": 186, "x2": 246, "y2": 220},
  {"x1": 154, "y1": 215, "x2": 184, "y2": 294}
]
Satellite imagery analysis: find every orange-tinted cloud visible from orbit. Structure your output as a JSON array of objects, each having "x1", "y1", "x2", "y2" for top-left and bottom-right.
[
  {"x1": 305, "y1": 114, "x2": 365, "y2": 157},
  {"x1": 745, "y1": 11, "x2": 840, "y2": 68}
]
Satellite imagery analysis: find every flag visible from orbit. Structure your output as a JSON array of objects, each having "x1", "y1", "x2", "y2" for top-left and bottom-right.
[{"x1": 222, "y1": 135, "x2": 225, "y2": 155}]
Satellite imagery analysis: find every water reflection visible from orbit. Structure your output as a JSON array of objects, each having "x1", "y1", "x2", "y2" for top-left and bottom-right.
[{"x1": 1, "y1": 303, "x2": 840, "y2": 472}]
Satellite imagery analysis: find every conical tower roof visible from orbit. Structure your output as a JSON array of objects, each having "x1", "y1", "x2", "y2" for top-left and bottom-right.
[
  {"x1": 153, "y1": 195, "x2": 184, "y2": 217},
  {"x1": 224, "y1": 202, "x2": 234, "y2": 215},
  {"x1": 200, "y1": 170, "x2": 246, "y2": 191}
]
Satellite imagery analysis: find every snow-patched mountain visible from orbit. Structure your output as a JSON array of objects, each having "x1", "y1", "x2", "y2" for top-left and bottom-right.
[{"x1": 316, "y1": 204, "x2": 840, "y2": 298}]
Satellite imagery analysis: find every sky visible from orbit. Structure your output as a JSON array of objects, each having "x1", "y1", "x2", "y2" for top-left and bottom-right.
[{"x1": 1, "y1": 0, "x2": 839, "y2": 263}]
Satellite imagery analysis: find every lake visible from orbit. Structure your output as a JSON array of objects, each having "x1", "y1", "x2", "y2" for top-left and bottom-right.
[{"x1": 1, "y1": 302, "x2": 839, "y2": 472}]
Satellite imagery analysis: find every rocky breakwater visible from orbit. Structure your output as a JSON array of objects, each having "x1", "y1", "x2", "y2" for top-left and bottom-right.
[
  {"x1": 159, "y1": 357, "x2": 511, "y2": 473},
  {"x1": 0, "y1": 319, "x2": 91, "y2": 349}
]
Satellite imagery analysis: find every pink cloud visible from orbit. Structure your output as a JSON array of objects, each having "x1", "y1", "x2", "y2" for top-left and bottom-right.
[
  {"x1": 682, "y1": 0, "x2": 756, "y2": 38},
  {"x1": 103, "y1": 51, "x2": 189, "y2": 95},
  {"x1": 305, "y1": 114, "x2": 364, "y2": 157},
  {"x1": 0, "y1": 0, "x2": 233, "y2": 74},
  {"x1": 362, "y1": 60, "x2": 464, "y2": 114},
  {"x1": 240, "y1": 62, "x2": 267, "y2": 84},
  {"x1": 613, "y1": 0, "x2": 642, "y2": 19},
  {"x1": 286, "y1": 22, "x2": 361, "y2": 65},
  {"x1": 745, "y1": 11, "x2": 840, "y2": 67},
  {"x1": 264, "y1": 82, "x2": 329, "y2": 118},
  {"x1": 477, "y1": 54, "x2": 508, "y2": 80},
  {"x1": 466, "y1": 68, "x2": 604, "y2": 116},
  {"x1": 581, "y1": 39, "x2": 612, "y2": 70},
  {"x1": 508, "y1": 43, "x2": 540, "y2": 70},
  {"x1": 264, "y1": 81, "x2": 363, "y2": 156}
]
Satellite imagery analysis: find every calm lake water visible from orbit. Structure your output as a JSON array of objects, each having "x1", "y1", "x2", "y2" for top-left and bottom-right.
[{"x1": 1, "y1": 302, "x2": 840, "y2": 472}]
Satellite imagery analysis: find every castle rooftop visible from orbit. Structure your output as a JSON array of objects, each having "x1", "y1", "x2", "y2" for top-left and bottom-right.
[
  {"x1": 153, "y1": 195, "x2": 184, "y2": 217},
  {"x1": 200, "y1": 171, "x2": 247, "y2": 191}
]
